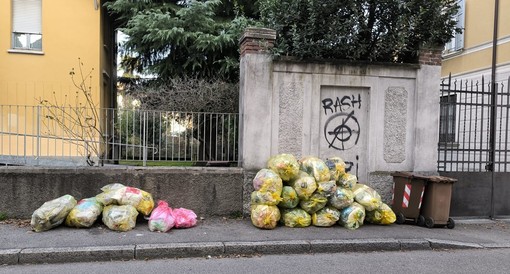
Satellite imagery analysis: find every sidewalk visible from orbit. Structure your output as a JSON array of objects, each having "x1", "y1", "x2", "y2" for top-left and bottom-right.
[{"x1": 1, "y1": 217, "x2": 510, "y2": 265}]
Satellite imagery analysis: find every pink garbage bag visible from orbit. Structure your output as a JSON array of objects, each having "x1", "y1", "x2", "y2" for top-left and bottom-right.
[
  {"x1": 148, "y1": 201, "x2": 175, "y2": 232},
  {"x1": 171, "y1": 207, "x2": 197, "y2": 228}
]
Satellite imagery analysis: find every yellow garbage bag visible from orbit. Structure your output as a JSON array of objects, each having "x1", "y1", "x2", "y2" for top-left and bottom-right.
[
  {"x1": 365, "y1": 203, "x2": 396, "y2": 225},
  {"x1": 65, "y1": 197, "x2": 103, "y2": 228},
  {"x1": 267, "y1": 154, "x2": 300, "y2": 182},
  {"x1": 251, "y1": 190, "x2": 282, "y2": 206},
  {"x1": 252, "y1": 169, "x2": 283, "y2": 194},
  {"x1": 96, "y1": 184, "x2": 154, "y2": 216},
  {"x1": 299, "y1": 193, "x2": 328, "y2": 214},
  {"x1": 328, "y1": 187, "x2": 354, "y2": 210},
  {"x1": 31, "y1": 194, "x2": 77, "y2": 232},
  {"x1": 299, "y1": 156, "x2": 331, "y2": 182},
  {"x1": 250, "y1": 204, "x2": 280, "y2": 229},
  {"x1": 278, "y1": 186, "x2": 300, "y2": 209},
  {"x1": 352, "y1": 184, "x2": 382, "y2": 211},
  {"x1": 102, "y1": 205, "x2": 138, "y2": 232},
  {"x1": 338, "y1": 202, "x2": 366, "y2": 230},
  {"x1": 338, "y1": 173, "x2": 357, "y2": 189},
  {"x1": 325, "y1": 157, "x2": 346, "y2": 182},
  {"x1": 316, "y1": 180, "x2": 337, "y2": 197},
  {"x1": 281, "y1": 208, "x2": 311, "y2": 228},
  {"x1": 312, "y1": 206, "x2": 341, "y2": 227},
  {"x1": 290, "y1": 173, "x2": 317, "y2": 200}
]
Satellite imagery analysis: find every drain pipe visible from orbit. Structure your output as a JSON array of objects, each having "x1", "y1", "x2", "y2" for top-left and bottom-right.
[{"x1": 489, "y1": 0, "x2": 499, "y2": 219}]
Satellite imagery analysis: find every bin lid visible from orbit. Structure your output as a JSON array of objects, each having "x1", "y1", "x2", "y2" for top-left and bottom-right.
[
  {"x1": 391, "y1": 171, "x2": 457, "y2": 184},
  {"x1": 425, "y1": 175, "x2": 457, "y2": 183}
]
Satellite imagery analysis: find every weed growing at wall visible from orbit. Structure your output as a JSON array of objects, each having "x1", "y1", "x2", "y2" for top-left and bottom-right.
[{"x1": 37, "y1": 58, "x2": 107, "y2": 166}]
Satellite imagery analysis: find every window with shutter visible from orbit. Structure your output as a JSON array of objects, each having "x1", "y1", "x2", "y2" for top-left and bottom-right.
[{"x1": 11, "y1": 0, "x2": 42, "y2": 51}]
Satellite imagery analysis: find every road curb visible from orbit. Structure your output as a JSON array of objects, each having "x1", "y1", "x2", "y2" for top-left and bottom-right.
[
  {"x1": 0, "y1": 239, "x2": 497, "y2": 265},
  {"x1": 480, "y1": 243, "x2": 510, "y2": 249},
  {"x1": 0, "y1": 249, "x2": 20, "y2": 265},
  {"x1": 136, "y1": 242, "x2": 225, "y2": 260},
  {"x1": 18, "y1": 245, "x2": 135, "y2": 265},
  {"x1": 399, "y1": 239, "x2": 432, "y2": 251},
  {"x1": 310, "y1": 239, "x2": 400, "y2": 253},
  {"x1": 425, "y1": 239, "x2": 484, "y2": 250},
  {"x1": 224, "y1": 240, "x2": 310, "y2": 255}
]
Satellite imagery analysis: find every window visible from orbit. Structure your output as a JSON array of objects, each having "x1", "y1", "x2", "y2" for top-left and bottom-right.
[
  {"x1": 12, "y1": 0, "x2": 42, "y2": 51},
  {"x1": 444, "y1": 0, "x2": 465, "y2": 54},
  {"x1": 439, "y1": 94, "x2": 457, "y2": 143}
]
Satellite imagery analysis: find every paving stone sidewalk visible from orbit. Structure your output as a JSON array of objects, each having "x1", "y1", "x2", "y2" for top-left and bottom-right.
[{"x1": 1, "y1": 218, "x2": 509, "y2": 265}]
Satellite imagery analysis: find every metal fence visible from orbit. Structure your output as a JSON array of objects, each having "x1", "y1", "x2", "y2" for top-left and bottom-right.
[
  {"x1": 438, "y1": 75, "x2": 510, "y2": 172},
  {"x1": 0, "y1": 105, "x2": 238, "y2": 166}
]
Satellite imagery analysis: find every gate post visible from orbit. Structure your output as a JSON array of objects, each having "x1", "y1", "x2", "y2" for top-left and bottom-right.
[
  {"x1": 238, "y1": 27, "x2": 276, "y2": 170},
  {"x1": 414, "y1": 47, "x2": 443, "y2": 172}
]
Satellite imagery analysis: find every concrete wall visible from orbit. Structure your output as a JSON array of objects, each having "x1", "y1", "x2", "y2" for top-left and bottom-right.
[
  {"x1": 239, "y1": 28, "x2": 442, "y2": 209},
  {"x1": 0, "y1": 167, "x2": 244, "y2": 219}
]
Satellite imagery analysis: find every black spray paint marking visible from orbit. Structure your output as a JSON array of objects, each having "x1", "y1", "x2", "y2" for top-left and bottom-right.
[
  {"x1": 344, "y1": 155, "x2": 359, "y2": 177},
  {"x1": 324, "y1": 110, "x2": 360, "y2": 151},
  {"x1": 321, "y1": 94, "x2": 362, "y2": 115}
]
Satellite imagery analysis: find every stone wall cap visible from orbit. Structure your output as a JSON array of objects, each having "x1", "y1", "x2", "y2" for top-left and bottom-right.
[{"x1": 239, "y1": 27, "x2": 277, "y2": 44}]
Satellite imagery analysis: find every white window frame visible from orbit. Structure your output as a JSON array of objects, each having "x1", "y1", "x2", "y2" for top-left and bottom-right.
[
  {"x1": 444, "y1": 0, "x2": 465, "y2": 54},
  {"x1": 11, "y1": 0, "x2": 42, "y2": 52}
]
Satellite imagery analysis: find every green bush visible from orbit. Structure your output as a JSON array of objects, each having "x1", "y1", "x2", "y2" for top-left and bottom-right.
[{"x1": 259, "y1": 0, "x2": 460, "y2": 63}]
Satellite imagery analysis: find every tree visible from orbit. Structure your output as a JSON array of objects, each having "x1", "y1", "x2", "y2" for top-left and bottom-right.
[
  {"x1": 108, "y1": 0, "x2": 459, "y2": 80},
  {"x1": 37, "y1": 59, "x2": 107, "y2": 166},
  {"x1": 121, "y1": 77, "x2": 239, "y2": 162},
  {"x1": 106, "y1": 0, "x2": 258, "y2": 82},
  {"x1": 258, "y1": 0, "x2": 461, "y2": 63}
]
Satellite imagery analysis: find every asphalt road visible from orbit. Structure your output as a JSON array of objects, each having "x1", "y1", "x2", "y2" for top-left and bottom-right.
[{"x1": 2, "y1": 248, "x2": 510, "y2": 274}]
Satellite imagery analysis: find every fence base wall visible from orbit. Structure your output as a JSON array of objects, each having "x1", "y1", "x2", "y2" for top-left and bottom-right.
[{"x1": 0, "y1": 167, "x2": 244, "y2": 219}]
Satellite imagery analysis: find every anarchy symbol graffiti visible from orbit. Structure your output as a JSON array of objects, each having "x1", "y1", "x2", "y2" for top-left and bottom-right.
[{"x1": 324, "y1": 111, "x2": 360, "y2": 151}]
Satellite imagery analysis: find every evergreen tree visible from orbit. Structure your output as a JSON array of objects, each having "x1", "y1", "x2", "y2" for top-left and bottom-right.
[
  {"x1": 106, "y1": 0, "x2": 258, "y2": 82},
  {"x1": 108, "y1": 0, "x2": 460, "y2": 80}
]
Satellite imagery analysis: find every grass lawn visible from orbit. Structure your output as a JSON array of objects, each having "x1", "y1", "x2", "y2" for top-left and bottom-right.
[{"x1": 118, "y1": 160, "x2": 195, "y2": 167}]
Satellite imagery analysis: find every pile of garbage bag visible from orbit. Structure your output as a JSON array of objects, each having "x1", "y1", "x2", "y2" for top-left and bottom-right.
[
  {"x1": 250, "y1": 154, "x2": 396, "y2": 230},
  {"x1": 30, "y1": 183, "x2": 197, "y2": 233}
]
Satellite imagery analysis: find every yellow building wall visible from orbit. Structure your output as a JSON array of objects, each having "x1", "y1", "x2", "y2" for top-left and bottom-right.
[
  {"x1": 442, "y1": 0, "x2": 510, "y2": 77},
  {"x1": 442, "y1": 43, "x2": 510, "y2": 76},
  {"x1": 0, "y1": 0, "x2": 102, "y2": 105},
  {"x1": 0, "y1": 0, "x2": 107, "y2": 160},
  {"x1": 463, "y1": 0, "x2": 494, "y2": 48},
  {"x1": 497, "y1": 0, "x2": 510, "y2": 38}
]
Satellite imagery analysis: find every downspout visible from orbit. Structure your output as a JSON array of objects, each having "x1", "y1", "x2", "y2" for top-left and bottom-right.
[{"x1": 489, "y1": 0, "x2": 499, "y2": 219}]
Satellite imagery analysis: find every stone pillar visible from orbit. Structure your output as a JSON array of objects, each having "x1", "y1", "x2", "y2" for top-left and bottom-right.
[
  {"x1": 413, "y1": 47, "x2": 443, "y2": 172},
  {"x1": 418, "y1": 48, "x2": 443, "y2": 66},
  {"x1": 238, "y1": 27, "x2": 276, "y2": 170}
]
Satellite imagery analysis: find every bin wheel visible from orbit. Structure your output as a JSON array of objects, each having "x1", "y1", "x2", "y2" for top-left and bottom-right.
[
  {"x1": 425, "y1": 217, "x2": 435, "y2": 228},
  {"x1": 447, "y1": 218, "x2": 455, "y2": 229},
  {"x1": 417, "y1": 215, "x2": 425, "y2": 227},
  {"x1": 396, "y1": 212, "x2": 405, "y2": 224}
]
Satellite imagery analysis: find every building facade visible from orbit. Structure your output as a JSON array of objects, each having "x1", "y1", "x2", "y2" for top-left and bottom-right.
[
  {"x1": 442, "y1": 0, "x2": 510, "y2": 82},
  {"x1": 0, "y1": 0, "x2": 116, "y2": 165},
  {"x1": 439, "y1": 0, "x2": 510, "y2": 217}
]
